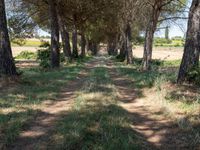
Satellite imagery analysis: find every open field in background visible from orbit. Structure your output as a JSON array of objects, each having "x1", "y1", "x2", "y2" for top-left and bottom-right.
[
  {"x1": 134, "y1": 46, "x2": 183, "y2": 60},
  {"x1": 12, "y1": 47, "x2": 38, "y2": 57},
  {"x1": 12, "y1": 44, "x2": 184, "y2": 60}
]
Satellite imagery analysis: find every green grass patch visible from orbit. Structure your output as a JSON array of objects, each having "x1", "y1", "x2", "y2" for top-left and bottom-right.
[
  {"x1": 0, "y1": 62, "x2": 84, "y2": 147},
  {"x1": 115, "y1": 58, "x2": 179, "y2": 89},
  {"x1": 12, "y1": 40, "x2": 42, "y2": 47},
  {"x1": 15, "y1": 51, "x2": 37, "y2": 60},
  {"x1": 50, "y1": 65, "x2": 141, "y2": 150}
]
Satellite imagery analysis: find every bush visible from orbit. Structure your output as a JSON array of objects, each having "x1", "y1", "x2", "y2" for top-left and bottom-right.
[
  {"x1": 15, "y1": 51, "x2": 37, "y2": 60},
  {"x1": 37, "y1": 41, "x2": 65, "y2": 69},
  {"x1": 187, "y1": 67, "x2": 200, "y2": 85},
  {"x1": 39, "y1": 40, "x2": 50, "y2": 48},
  {"x1": 37, "y1": 49, "x2": 51, "y2": 69},
  {"x1": 154, "y1": 38, "x2": 172, "y2": 46}
]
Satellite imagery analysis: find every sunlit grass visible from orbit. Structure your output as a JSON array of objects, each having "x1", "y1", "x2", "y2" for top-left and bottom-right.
[
  {"x1": 115, "y1": 58, "x2": 200, "y2": 136},
  {"x1": 0, "y1": 61, "x2": 84, "y2": 147},
  {"x1": 50, "y1": 65, "x2": 140, "y2": 150},
  {"x1": 12, "y1": 40, "x2": 42, "y2": 47}
]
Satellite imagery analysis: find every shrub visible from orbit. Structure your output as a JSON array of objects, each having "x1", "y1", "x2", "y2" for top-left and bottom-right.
[
  {"x1": 37, "y1": 41, "x2": 65, "y2": 69},
  {"x1": 37, "y1": 49, "x2": 51, "y2": 69},
  {"x1": 154, "y1": 38, "x2": 172, "y2": 46},
  {"x1": 15, "y1": 51, "x2": 37, "y2": 60},
  {"x1": 187, "y1": 67, "x2": 200, "y2": 85}
]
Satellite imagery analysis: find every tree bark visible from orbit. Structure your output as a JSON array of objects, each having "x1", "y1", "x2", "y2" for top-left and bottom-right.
[
  {"x1": 81, "y1": 33, "x2": 86, "y2": 57},
  {"x1": 91, "y1": 42, "x2": 98, "y2": 56},
  {"x1": 177, "y1": 0, "x2": 200, "y2": 83},
  {"x1": 62, "y1": 30, "x2": 71, "y2": 58},
  {"x1": 49, "y1": 0, "x2": 60, "y2": 68},
  {"x1": 142, "y1": 23, "x2": 155, "y2": 70},
  {"x1": 107, "y1": 38, "x2": 118, "y2": 56},
  {"x1": 142, "y1": 3, "x2": 161, "y2": 70},
  {"x1": 59, "y1": 17, "x2": 71, "y2": 59},
  {"x1": 125, "y1": 23, "x2": 133, "y2": 64},
  {"x1": 0, "y1": 0, "x2": 17, "y2": 76},
  {"x1": 72, "y1": 14, "x2": 78, "y2": 58},
  {"x1": 116, "y1": 42, "x2": 126, "y2": 61}
]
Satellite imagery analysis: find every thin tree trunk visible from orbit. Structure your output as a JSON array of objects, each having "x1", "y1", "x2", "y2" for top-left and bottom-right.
[
  {"x1": 177, "y1": 0, "x2": 200, "y2": 83},
  {"x1": 107, "y1": 37, "x2": 118, "y2": 56},
  {"x1": 0, "y1": 0, "x2": 17, "y2": 76},
  {"x1": 72, "y1": 14, "x2": 78, "y2": 58},
  {"x1": 81, "y1": 33, "x2": 86, "y2": 57},
  {"x1": 119, "y1": 42, "x2": 126, "y2": 61},
  {"x1": 91, "y1": 42, "x2": 98, "y2": 56},
  {"x1": 49, "y1": 0, "x2": 60, "y2": 68},
  {"x1": 125, "y1": 23, "x2": 133, "y2": 64},
  {"x1": 60, "y1": 26, "x2": 71, "y2": 58},
  {"x1": 142, "y1": 23, "x2": 155, "y2": 70},
  {"x1": 142, "y1": 4, "x2": 161, "y2": 70}
]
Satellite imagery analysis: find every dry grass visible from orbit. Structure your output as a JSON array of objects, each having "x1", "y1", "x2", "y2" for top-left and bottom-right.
[{"x1": 133, "y1": 46, "x2": 183, "y2": 60}]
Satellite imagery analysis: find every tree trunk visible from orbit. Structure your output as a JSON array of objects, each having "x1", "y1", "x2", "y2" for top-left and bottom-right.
[
  {"x1": 142, "y1": 3, "x2": 161, "y2": 70},
  {"x1": 177, "y1": 0, "x2": 200, "y2": 83},
  {"x1": 72, "y1": 14, "x2": 78, "y2": 58},
  {"x1": 81, "y1": 33, "x2": 86, "y2": 57},
  {"x1": 107, "y1": 38, "x2": 117, "y2": 56},
  {"x1": 49, "y1": 0, "x2": 60, "y2": 68},
  {"x1": 91, "y1": 42, "x2": 98, "y2": 56},
  {"x1": 119, "y1": 42, "x2": 126, "y2": 61},
  {"x1": 0, "y1": 0, "x2": 17, "y2": 76},
  {"x1": 59, "y1": 18, "x2": 71, "y2": 58},
  {"x1": 125, "y1": 23, "x2": 133, "y2": 64},
  {"x1": 142, "y1": 23, "x2": 155, "y2": 70}
]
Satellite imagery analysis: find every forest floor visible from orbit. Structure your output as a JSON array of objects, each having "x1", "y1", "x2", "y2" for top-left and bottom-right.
[{"x1": 1, "y1": 55, "x2": 200, "y2": 150}]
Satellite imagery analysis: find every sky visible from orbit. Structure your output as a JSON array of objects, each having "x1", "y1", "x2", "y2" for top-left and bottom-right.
[
  {"x1": 155, "y1": 0, "x2": 191, "y2": 38},
  {"x1": 155, "y1": 21, "x2": 188, "y2": 38}
]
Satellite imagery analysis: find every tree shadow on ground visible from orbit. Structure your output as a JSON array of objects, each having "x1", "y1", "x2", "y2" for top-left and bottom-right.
[
  {"x1": 0, "y1": 109, "x2": 40, "y2": 149},
  {"x1": 165, "y1": 84, "x2": 200, "y2": 104},
  {"x1": 48, "y1": 104, "x2": 148, "y2": 150},
  {"x1": 0, "y1": 64, "x2": 83, "y2": 148},
  {"x1": 5, "y1": 103, "x2": 199, "y2": 150},
  {"x1": 0, "y1": 65, "x2": 82, "y2": 108},
  {"x1": 3, "y1": 57, "x2": 200, "y2": 150}
]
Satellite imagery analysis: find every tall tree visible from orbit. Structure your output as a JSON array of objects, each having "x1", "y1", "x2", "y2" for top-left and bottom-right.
[
  {"x1": 125, "y1": 23, "x2": 133, "y2": 64},
  {"x1": 165, "y1": 26, "x2": 169, "y2": 40},
  {"x1": 58, "y1": 14, "x2": 72, "y2": 59},
  {"x1": 49, "y1": 0, "x2": 60, "y2": 68},
  {"x1": 81, "y1": 33, "x2": 86, "y2": 57},
  {"x1": 0, "y1": 0, "x2": 17, "y2": 76},
  {"x1": 142, "y1": 0, "x2": 187, "y2": 70},
  {"x1": 142, "y1": 0, "x2": 163, "y2": 70},
  {"x1": 72, "y1": 14, "x2": 78, "y2": 58},
  {"x1": 177, "y1": 0, "x2": 200, "y2": 83}
]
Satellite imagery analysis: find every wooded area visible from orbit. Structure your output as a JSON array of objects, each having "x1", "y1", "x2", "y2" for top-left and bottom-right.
[{"x1": 0, "y1": 0, "x2": 200, "y2": 149}]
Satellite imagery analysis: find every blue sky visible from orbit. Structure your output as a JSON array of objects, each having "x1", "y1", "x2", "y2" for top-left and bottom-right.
[{"x1": 157, "y1": 0, "x2": 192, "y2": 38}]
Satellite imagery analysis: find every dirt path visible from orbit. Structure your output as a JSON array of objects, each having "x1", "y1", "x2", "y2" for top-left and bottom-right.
[
  {"x1": 105, "y1": 59, "x2": 199, "y2": 150},
  {"x1": 8, "y1": 56, "x2": 199, "y2": 150},
  {"x1": 8, "y1": 59, "x2": 99, "y2": 150}
]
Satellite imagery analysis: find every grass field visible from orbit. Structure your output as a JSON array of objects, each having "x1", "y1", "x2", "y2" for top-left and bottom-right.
[
  {"x1": 11, "y1": 39, "x2": 44, "y2": 47},
  {"x1": 0, "y1": 61, "x2": 84, "y2": 148}
]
